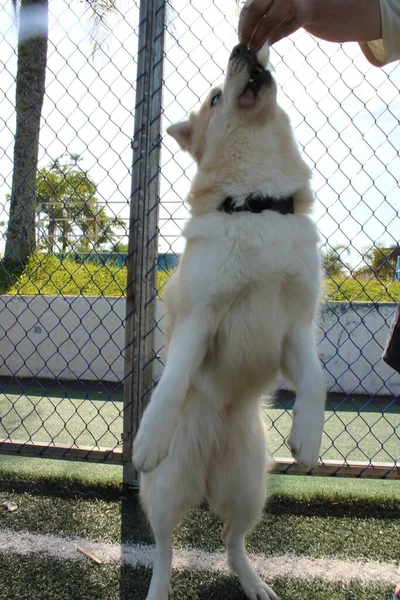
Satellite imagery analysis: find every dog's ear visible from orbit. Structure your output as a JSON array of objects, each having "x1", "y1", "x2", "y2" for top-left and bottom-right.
[{"x1": 167, "y1": 121, "x2": 193, "y2": 152}]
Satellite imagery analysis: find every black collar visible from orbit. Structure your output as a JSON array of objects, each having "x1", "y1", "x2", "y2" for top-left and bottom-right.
[{"x1": 219, "y1": 193, "x2": 294, "y2": 215}]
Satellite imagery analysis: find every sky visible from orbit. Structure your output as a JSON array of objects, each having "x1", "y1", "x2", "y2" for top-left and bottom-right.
[{"x1": 0, "y1": 0, "x2": 399, "y2": 268}]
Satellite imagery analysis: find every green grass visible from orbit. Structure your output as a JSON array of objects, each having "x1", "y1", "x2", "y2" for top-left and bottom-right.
[
  {"x1": 0, "y1": 475, "x2": 400, "y2": 561},
  {"x1": 265, "y1": 397, "x2": 400, "y2": 464},
  {"x1": 1, "y1": 455, "x2": 400, "y2": 502},
  {"x1": 2, "y1": 380, "x2": 398, "y2": 464},
  {"x1": 1, "y1": 476, "x2": 399, "y2": 560},
  {"x1": 1, "y1": 254, "x2": 399, "y2": 301},
  {"x1": 0, "y1": 455, "x2": 123, "y2": 484},
  {"x1": 0, "y1": 478, "x2": 398, "y2": 600},
  {"x1": 0, "y1": 389, "x2": 123, "y2": 449},
  {"x1": 0, "y1": 469, "x2": 399, "y2": 600},
  {"x1": 268, "y1": 472, "x2": 400, "y2": 502},
  {"x1": 1, "y1": 454, "x2": 400, "y2": 502},
  {"x1": 0, "y1": 556, "x2": 393, "y2": 600},
  {"x1": 0, "y1": 380, "x2": 123, "y2": 450}
]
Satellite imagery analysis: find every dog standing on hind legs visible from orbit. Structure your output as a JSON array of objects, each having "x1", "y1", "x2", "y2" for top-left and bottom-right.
[{"x1": 133, "y1": 43, "x2": 326, "y2": 600}]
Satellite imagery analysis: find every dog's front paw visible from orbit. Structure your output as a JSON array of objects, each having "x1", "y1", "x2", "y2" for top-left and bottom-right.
[
  {"x1": 289, "y1": 407, "x2": 324, "y2": 471},
  {"x1": 133, "y1": 404, "x2": 177, "y2": 473},
  {"x1": 133, "y1": 428, "x2": 168, "y2": 473}
]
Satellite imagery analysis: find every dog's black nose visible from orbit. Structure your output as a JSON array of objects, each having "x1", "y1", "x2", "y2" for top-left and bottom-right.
[{"x1": 230, "y1": 44, "x2": 255, "y2": 62}]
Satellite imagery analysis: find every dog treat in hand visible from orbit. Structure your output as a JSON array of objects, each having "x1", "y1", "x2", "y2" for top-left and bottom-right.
[
  {"x1": 241, "y1": 0, "x2": 270, "y2": 63},
  {"x1": 257, "y1": 42, "x2": 270, "y2": 68}
]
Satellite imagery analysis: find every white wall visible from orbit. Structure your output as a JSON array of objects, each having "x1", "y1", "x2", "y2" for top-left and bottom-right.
[
  {"x1": 0, "y1": 295, "x2": 399, "y2": 395},
  {"x1": 0, "y1": 296, "x2": 126, "y2": 382},
  {"x1": 316, "y1": 302, "x2": 400, "y2": 396}
]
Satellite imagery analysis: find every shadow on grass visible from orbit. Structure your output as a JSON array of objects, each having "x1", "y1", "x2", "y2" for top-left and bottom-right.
[
  {"x1": 267, "y1": 494, "x2": 400, "y2": 520},
  {"x1": 0, "y1": 555, "x2": 392, "y2": 600},
  {"x1": 120, "y1": 490, "x2": 153, "y2": 545},
  {"x1": 0, "y1": 375, "x2": 123, "y2": 402},
  {"x1": 0, "y1": 474, "x2": 122, "y2": 501},
  {"x1": 120, "y1": 491, "x2": 153, "y2": 599},
  {"x1": 120, "y1": 568, "x2": 392, "y2": 600},
  {"x1": 0, "y1": 553, "x2": 122, "y2": 600},
  {"x1": 0, "y1": 476, "x2": 398, "y2": 521},
  {"x1": 270, "y1": 390, "x2": 400, "y2": 413}
]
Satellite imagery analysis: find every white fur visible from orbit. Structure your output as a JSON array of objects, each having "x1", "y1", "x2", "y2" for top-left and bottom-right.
[{"x1": 133, "y1": 45, "x2": 326, "y2": 600}]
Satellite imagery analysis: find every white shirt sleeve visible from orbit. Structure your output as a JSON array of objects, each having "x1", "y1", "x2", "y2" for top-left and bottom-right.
[{"x1": 360, "y1": 0, "x2": 400, "y2": 66}]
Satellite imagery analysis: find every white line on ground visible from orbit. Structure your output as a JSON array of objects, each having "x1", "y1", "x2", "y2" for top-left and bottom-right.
[{"x1": 0, "y1": 528, "x2": 398, "y2": 586}]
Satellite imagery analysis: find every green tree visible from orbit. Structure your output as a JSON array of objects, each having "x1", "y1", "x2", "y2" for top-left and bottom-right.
[
  {"x1": 112, "y1": 242, "x2": 129, "y2": 253},
  {"x1": 6, "y1": 0, "x2": 117, "y2": 267},
  {"x1": 36, "y1": 155, "x2": 124, "y2": 252},
  {"x1": 321, "y1": 244, "x2": 349, "y2": 278},
  {"x1": 357, "y1": 244, "x2": 398, "y2": 279}
]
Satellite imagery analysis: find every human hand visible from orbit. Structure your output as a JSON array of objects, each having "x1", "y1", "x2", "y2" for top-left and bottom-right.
[{"x1": 238, "y1": 0, "x2": 310, "y2": 51}]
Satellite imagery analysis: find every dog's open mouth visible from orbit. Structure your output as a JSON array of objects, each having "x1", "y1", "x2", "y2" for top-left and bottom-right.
[{"x1": 239, "y1": 62, "x2": 273, "y2": 109}]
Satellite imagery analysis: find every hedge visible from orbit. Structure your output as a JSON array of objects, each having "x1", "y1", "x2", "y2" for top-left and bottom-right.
[
  {"x1": 0, "y1": 253, "x2": 399, "y2": 302},
  {"x1": 0, "y1": 253, "x2": 169, "y2": 297}
]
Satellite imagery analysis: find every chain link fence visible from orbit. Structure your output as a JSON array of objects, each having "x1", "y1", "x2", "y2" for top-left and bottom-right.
[
  {"x1": 0, "y1": 0, "x2": 141, "y2": 466},
  {"x1": 0, "y1": 0, "x2": 399, "y2": 481}
]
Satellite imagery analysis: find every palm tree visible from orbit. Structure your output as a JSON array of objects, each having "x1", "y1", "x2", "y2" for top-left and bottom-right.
[
  {"x1": 5, "y1": 0, "x2": 117, "y2": 269},
  {"x1": 5, "y1": 0, "x2": 49, "y2": 268},
  {"x1": 356, "y1": 244, "x2": 398, "y2": 279},
  {"x1": 36, "y1": 155, "x2": 125, "y2": 252}
]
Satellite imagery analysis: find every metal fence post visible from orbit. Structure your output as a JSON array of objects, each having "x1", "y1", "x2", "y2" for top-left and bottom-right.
[{"x1": 123, "y1": 0, "x2": 166, "y2": 487}]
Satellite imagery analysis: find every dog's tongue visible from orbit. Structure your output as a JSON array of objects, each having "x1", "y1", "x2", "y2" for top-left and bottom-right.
[{"x1": 239, "y1": 86, "x2": 256, "y2": 108}]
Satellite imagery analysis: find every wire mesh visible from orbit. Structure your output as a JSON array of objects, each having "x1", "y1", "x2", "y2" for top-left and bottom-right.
[
  {"x1": 0, "y1": 0, "x2": 399, "y2": 476},
  {"x1": 154, "y1": 0, "x2": 400, "y2": 476},
  {"x1": 0, "y1": 0, "x2": 141, "y2": 462}
]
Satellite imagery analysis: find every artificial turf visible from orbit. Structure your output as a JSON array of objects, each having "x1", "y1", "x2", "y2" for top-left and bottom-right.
[
  {"x1": 2, "y1": 455, "x2": 400, "y2": 501},
  {"x1": 0, "y1": 555, "x2": 393, "y2": 600},
  {"x1": 1, "y1": 394, "x2": 399, "y2": 462},
  {"x1": 1, "y1": 476, "x2": 399, "y2": 562},
  {"x1": 2, "y1": 378, "x2": 398, "y2": 464},
  {"x1": 0, "y1": 468, "x2": 399, "y2": 600}
]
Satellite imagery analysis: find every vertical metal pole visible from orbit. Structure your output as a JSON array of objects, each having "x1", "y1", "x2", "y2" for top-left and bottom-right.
[{"x1": 123, "y1": 0, "x2": 166, "y2": 487}]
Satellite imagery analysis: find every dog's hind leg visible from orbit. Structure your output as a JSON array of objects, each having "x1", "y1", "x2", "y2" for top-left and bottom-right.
[
  {"x1": 207, "y1": 411, "x2": 279, "y2": 600},
  {"x1": 222, "y1": 501, "x2": 279, "y2": 600},
  {"x1": 140, "y1": 452, "x2": 205, "y2": 600},
  {"x1": 281, "y1": 325, "x2": 326, "y2": 471}
]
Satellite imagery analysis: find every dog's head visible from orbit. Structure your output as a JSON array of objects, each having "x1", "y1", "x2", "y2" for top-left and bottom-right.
[
  {"x1": 168, "y1": 44, "x2": 312, "y2": 214},
  {"x1": 168, "y1": 44, "x2": 277, "y2": 163}
]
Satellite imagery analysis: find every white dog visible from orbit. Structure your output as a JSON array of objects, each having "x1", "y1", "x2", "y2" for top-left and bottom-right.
[{"x1": 133, "y1": 44, "x2": 326, "y2": 600}]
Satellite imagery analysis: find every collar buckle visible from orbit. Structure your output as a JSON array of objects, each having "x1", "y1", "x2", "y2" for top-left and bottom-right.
[
  {"x1": 245, "y1": 194, "x2": 271, "y2": 213},
  {"x1": 219, "y1": 193, "x2": 294, "y2": 216}
]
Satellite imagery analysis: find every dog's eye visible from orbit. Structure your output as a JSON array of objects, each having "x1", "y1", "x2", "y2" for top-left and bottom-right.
[{"x1": 211, "y1": 92, "x2": 221, "y2": 107}]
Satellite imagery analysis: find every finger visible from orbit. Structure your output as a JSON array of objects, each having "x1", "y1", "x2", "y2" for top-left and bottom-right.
[
  {"x1": 238, "y1": 0, "x2": 274, "y2": 46},
  {"x1": 267, "y1": 19, "x2": 300, "y2": 46},
  {"x1": 252, "y1": 15, "x2": 299, "y2": 50},
  {"x1": 250, "y1": 0, "x2": 297, "y2": 49}
]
